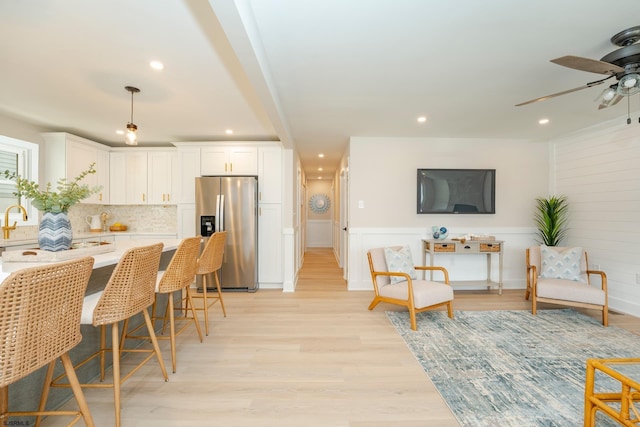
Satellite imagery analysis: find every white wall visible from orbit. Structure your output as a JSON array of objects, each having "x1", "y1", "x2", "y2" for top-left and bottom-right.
[
  {"x1": 347, "y1": 136, "x2": 550, "y2": 291},
  {"x1": 551, "y1": 117, "x2": 640, "y2": 316}
]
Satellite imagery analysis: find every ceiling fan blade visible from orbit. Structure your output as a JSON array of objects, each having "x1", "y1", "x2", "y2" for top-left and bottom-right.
[
  {"x1": 550, "y1": 55, "x2": 624, "y2": 75},
  {"x1": 515, "y1": 75, "x2": 614, "y2": 107},
  {"x1": 516, "y1": 84, "x2": 596, "y2": 106}
]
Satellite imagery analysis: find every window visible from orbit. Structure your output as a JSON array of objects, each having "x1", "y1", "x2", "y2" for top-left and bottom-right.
[{"x1": 0, "y1": 135, "x2": 39, "y2": 226}]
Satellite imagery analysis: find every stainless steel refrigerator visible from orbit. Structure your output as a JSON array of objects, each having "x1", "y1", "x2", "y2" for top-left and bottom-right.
[{"x1": 195, "y1": 176, "x2": 258, "y2": 292}]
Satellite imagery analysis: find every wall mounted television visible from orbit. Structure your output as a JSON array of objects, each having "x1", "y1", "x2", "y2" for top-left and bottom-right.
[{"x1": 417, "y1": 169, "x2": 496, "y2": 214}]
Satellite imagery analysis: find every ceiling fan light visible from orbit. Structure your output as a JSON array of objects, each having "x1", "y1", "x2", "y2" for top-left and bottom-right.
[
  {"x1": 617, "y1": 74, "x2": 640, "y2": 96},
  {"x1": 603, "y1": 88, "x2": 616, "y2": 101}
]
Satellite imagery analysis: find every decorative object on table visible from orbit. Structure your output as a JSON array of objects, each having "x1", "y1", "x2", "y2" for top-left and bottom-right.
[
  {"x1": 431, "y1": 226, "x2": 448, "y2": 240},
  {"x1": 386, "y1": 308, "x2": 636, "y2": 427},
  {"x1": 309, "y1": 193, "x2": 331, "y2": 214},
  {"x1": 3, "y1": 163, "x2": 100, "y2": 251},
  {"x1": 533, "y1": 195, "x2": 569, "y2": 246},
  {"x1": 452, "y1": 233, "x2": 496, "y2": 243},
  {"x1": 86, "y1": 214, "x2": 102, "y2": 231},
  {"x1": 109, "y1": 222, "x2": 128, "y2": 232}
]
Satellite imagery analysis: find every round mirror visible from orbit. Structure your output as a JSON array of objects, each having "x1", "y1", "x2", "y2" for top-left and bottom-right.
[{"x1": 309, "y1": 193, "x2": 331, "y2": 214}]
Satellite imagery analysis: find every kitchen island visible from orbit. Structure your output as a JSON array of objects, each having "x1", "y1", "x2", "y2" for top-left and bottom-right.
[{"x1": 3, "y1": 238, "x2": 183, "y2": 420}]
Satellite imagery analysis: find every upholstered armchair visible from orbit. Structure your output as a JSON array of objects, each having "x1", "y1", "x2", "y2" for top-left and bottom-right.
[
  {"x1": 367, "y1": 245, "x2": 454, "y2": 331},
  {"x1": 525, "y1": 245, "x2": 608, "y2": 326}
]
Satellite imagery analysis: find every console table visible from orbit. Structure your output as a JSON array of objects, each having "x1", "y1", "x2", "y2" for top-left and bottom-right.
[{"x1": 422, "y1": 239, "x2": 504, "y2": 294}]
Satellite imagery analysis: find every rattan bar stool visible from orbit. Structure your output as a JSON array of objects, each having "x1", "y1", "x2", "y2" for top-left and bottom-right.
[
  {"x1": 50, "y1": 243, "x2": 168, "y2": 427},
  {"x1": 123, "y1": 236, "x2": 202, "y2": 373},
  {"x1": 0, "y1": 257, "x2": 95, "y2": 427},
  {"x1": 191, "y1": 231, "x2": 227, "y2": 336}
]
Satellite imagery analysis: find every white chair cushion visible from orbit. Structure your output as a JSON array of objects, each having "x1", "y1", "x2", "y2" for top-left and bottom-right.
[
  {"x1": 81, "y1": 291, "x2": 103, "y2": 325},
  {"x1": 379, "y1": 279, "x2": 453, "y2": 309},
  {"x1": 537, "y1": 278, "x2": 605, "y2": 306}
]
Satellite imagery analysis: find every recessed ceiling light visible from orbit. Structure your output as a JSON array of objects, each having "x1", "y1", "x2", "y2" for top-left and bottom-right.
[
  {"x1": 538, "y1": 118, "x2": 550, "y2": 125},
  {"x1": 225, "y1": 129, "x2": 233, "y2": 134},
  {"x1": 116, "y1": 130, "x2": 124, "y2": 135},
  {"x1": 318, "y1": 167, "x2": 323, "y2": 171},
  {"x1": 417, "y1": 116, "x2": 427, "y2": 123},
  {"x1": 317, "y1": 176, "x2": 322, "y2": 180},
  {"x1": 318, "y1": 153, "x2": 324, "y2": 158},
  {"x1": 150, "y1": 60, "x2": 164, "y2": 70}
]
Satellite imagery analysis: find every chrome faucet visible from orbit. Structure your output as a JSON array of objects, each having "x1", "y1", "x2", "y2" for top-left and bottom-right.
[{"x1": 2, "y1": 205, "x2": 28, "y2": 239}]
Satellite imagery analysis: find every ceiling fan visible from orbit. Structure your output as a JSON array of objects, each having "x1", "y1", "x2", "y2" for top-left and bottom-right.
[{"x1": 516, "y1": 26, "x2": 640, "y2": 110}]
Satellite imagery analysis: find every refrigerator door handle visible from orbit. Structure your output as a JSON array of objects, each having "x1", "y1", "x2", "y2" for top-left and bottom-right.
[
  {"x1": 215, "y1": 195, "x2": 221, "y2": 232},
  {"x1": 219, "y1": 195, "x2": 225, "y2": 231}
]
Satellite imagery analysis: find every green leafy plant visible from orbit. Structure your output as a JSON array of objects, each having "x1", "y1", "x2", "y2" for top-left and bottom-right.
[
  {"x1": 533, "y1": 195, "x2": 569, "y2": 246},
  {"x1": 3, "y1": 163, "x2": 100, "y2": 213}
]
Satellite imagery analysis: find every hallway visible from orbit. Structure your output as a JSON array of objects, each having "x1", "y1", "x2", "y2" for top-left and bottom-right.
[{"x1": 296, "y1": 247, "x2": 347, "y2": 291}]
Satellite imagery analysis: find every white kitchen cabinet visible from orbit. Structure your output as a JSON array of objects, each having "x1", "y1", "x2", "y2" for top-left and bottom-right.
[
  {"x1": 200, "y1": 146, "x2": 257, "y2": 175},
  {"x1": 110, "y1": 149, "x2": 177, "y2": 205},
  {"x1": 109, "y1": 152, "x2": 126, "y2": 205},
  {"x1": 109, "y1": 151, "x2": 147, "y2": 204},
  {"x1": 258, "y1": 146, "x2": 282, "y2": 204},
  {"x1": 173, "y1": 147, "x2": 200, "y2": 204},
  {"x1": 147, "y1": 151, "x2": 175, "y2": 204},
  {"x1": 42, "y1": 132, "x2": 110, "y2": 205},
  {"x1": 258, "y1": 203, "x2": 282, "y2": 285},
  {"x1": 95, "y1": 147, "x2": 110, "y2": 204},
  {"x1": 177, "y1": 204, "x2": 196, "y2": 239}
]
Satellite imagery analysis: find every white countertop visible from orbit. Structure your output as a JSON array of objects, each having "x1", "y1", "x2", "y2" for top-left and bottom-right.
[
  {"x1": 0, "y1": 238, "x2": 181, "y2": 273},
  {"x1": 0, "y1": 231, "x2": 178, "y2": 248}
]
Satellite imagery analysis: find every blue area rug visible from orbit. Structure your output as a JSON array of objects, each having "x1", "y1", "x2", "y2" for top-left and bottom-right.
[{"x1": 386, "y1": 309, "x2": 640, "y2": 427}]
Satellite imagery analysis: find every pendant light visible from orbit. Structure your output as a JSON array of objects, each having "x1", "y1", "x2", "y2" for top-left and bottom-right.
[{"x1": 124, "y1": 86, "x2": 140, "y2": 145}]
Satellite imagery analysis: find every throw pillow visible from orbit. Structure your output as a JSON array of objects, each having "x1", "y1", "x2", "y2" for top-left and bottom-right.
[
  {"x1": 539, "y1": 245, "x2": 587, "y2": 283},
  {"x1": 384, "y1": 246, "x2": 417, "y2": 284}
]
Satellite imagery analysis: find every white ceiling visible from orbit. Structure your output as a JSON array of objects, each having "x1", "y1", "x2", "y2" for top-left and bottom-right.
[{"x1": 2, "y1": 0, "x2": 640, "y2": 179}]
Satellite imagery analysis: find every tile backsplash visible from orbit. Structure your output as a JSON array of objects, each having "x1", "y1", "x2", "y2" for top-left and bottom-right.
[{"x1": 11, "y1": 204, "x2": 177, "y2": 240}]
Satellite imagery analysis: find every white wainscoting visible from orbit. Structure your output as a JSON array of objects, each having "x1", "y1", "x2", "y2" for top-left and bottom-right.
[
  {"x1": 347, "y1": 226, "x2": 537, "y2": 291},
  {"x1": 307, "y1": 219, "x2": 333, "y2": 247}
]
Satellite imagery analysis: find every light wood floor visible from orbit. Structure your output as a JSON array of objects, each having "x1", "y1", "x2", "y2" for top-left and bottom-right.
[{"x1": 44, "y1": 247, "x2": 640, "y2": 426}]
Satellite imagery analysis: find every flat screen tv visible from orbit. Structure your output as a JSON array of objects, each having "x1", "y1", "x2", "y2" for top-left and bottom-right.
[{"x1": 417, "y1": 169, "x2": 495, "y2": 214}]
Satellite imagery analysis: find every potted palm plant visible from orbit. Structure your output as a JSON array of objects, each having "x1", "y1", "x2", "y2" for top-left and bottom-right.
[
  {"x1": 533, "y1": 195, "x2": 569, "y2": 246},
  {"x1": 3, "y1": 163, "x2": 100, "y2": 251}
]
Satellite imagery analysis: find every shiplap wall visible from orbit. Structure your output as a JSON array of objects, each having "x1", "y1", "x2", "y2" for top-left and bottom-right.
[{"x1": 551, "y1": 118, "x2": 640, "y2": 316}]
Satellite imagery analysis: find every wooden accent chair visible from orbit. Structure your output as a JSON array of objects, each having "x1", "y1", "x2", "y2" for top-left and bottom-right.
[
  {"x1": 50, "y1": 243, "x2": 168, "y2": 427},
  {"x1": 585, "y1": 358, "x2": 640, "y2": 426},
  {"x1": 367, "y1": 246, "x2": 454, "y2": 331},
  {"x1": 525, "y1": 246, "x2": 608, "y2": 326},
  {"x1": 143, "y1": 236, "x2": 203, "y2": 373},
  {"x1": 192, "y1": 231, "x2": 227, "y2": 336},
  {"x1": 0, "y1": 257, "x2": 95, "y2": 427}
]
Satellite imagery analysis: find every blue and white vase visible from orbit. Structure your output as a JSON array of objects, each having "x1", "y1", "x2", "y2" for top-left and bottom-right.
[
  {"x1": 38, "y1": 211, "x2": 73, "y2": 251},
  {"x1": 432, "y1": 226, "x2": 448, "y2": 240}
]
